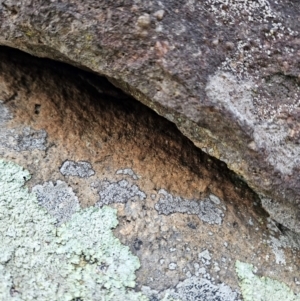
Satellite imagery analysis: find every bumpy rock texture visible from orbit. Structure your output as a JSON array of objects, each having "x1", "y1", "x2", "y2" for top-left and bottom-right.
[
  {"x1": 0, "y1": 0, "x2": 300, "y2": 232},
  {"x1": 0, "y1": 160, "x2": 146, "y2": 301},
  {"x1": 1, "y1": 48, "x2": 300, "y2": 300}
]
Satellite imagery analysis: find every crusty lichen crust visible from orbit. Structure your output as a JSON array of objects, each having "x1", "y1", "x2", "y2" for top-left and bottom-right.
[
  {"x1": 236, "y1": 261, "x2": 300, "y2": 301},
  {"x1": 0, "y1": 159, "x2": 148, "y2": 301}
]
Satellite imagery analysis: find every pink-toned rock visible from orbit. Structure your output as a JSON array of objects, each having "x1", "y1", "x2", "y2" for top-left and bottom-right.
[{"x1": 0, "y1": 0, "x2": 300, "y2": 232}]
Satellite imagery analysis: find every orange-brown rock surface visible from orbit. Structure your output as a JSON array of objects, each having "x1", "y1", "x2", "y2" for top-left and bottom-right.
[
  {"x1": 1, "y1": 0, "x2": 300, "y2": 232},
  {"x1": 1, "y1": 48, "x2": 300, "y2": 300}
]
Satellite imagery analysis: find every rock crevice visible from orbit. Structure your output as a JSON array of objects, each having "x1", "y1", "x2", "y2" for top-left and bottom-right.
[{"x1": 0, "y1": 0, "x2": 300, "y2": 232}]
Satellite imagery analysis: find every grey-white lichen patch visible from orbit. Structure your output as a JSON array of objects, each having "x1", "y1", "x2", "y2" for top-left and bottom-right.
[
  {"x1": 207, "y1": 0, "x2": 298, "y2": 80},
  {"x1": 155, "y1": 189, "x2": 224, "y2": 225},
  {"x1": 142, "y1": 276, "x2": 238, "y2": 301},
  {"x1": 169, "y1": 276, "x2": 238, "y2": 301},
  {"x1": 14, "y1": 127, "x2": 47, "y2": 151},
  {"x1": 209, "y1": 194, "x2": 221, "y2": 205},
  {"x1": 0, "y1": 101, "x2": 11, "y2": 125},
  {"x1": 32, "y1": 180, "x2": 80, "y2": 225},
  {"x1": 168, "y1": 263, "x2": 177, "y2": 270},
  {"x1": 198, "y1": 249, "x2": 212, "y2": 265},
  {"x1": 269, "y1": 236, "x2": 286, "y2": 265},
  {"x1": 0, "y1": 126, "x2": 47, "y2": 152},
  {"x1": 60, "y1": 160, "x2": 95, "y2": 178},
  {"x1": 206, "y1": 72, "x2": 255, "y2": 127},
  {"x1": 0, "y1": 159, "x2": 148, "y2": 301},
  {"x1": 116, "y1": 168, "x2": 139, "y2": 180},
  {"x1": 207, "y1": 0, "x2": 277, "y2": 27},
  {"x1": 262, "y1": 197, "x2": 300, "y2": 239},
  {"x1": 278, "y1": 228, "x2": 300, "y2": 250},
  {"x1": 266, "y1": 218, "x2": 300, "y2": 265},
  {"x1": 93, "y1": 179, "x2": 146, "y2": 207},
  {"x1": 206, "y1": 71, "x2": 300, "y2": 176},
  {"x1": 0, "y1": 102, "x2": 47, "y2": 152},
  {"x1": 236, "y1": 261, "x2": 300, "y2": 301}
]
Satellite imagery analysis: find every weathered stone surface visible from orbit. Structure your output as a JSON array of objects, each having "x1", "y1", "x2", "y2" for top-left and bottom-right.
[
  {"x1": 0, "y1": 0, "x2": 299, "y2": 232},
  {"x1": 1, "y1": 48, "x2": 300, "y2": 300}
]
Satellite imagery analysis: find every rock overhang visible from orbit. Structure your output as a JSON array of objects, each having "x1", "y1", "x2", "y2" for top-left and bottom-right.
[
  {"x1": 1, "y1": 44, "x2": 300, "y2": 299},
  {"x1": 0, "y1": 0, "x2": 300, "y2": 232}
]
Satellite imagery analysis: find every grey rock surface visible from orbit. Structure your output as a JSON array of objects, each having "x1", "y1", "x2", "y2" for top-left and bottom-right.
[{"x1": 0, "y1": 0, "x2": 299, "y2": 231}]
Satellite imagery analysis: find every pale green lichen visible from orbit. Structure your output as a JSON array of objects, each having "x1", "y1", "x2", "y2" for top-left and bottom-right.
[
  {"x1": 235, "y1": 261, "x2": 300, "y2": 301},
  {"x1": 0, "y1": 159, "x2": 148, "y2": 301}
]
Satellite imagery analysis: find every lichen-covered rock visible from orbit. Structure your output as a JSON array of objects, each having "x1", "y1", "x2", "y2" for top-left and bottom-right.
[
  {"x1": 60, "y1": 160, "x2": 95, "y2": 178},
  {"x1": 93, "y1": 179, "x2": 146, "y2": 207},
  {"x1": 1, "y1": 49, "x2": 300, "y2": 300},
  {"x1": 236, "y1": 261, "x2": 300, "y2": 301},
  {"x1": 0, "y1": 125, "x2": 47, "y2": 152},
  {"x1": 142, "y1": 276, "x2": 239, "y2": 301},
  {"x1": 154, "y1": 189, "x2": 225, "y2": 225},
  {"x1": 0, "y1": 0, "x2": 299, "y2": 232},
  {"x1": 32, "y1": 180, "x2": 80, "y2": 225},
  {"x1": 0, "y1": 159, "x2": 148, "y2": 301}
]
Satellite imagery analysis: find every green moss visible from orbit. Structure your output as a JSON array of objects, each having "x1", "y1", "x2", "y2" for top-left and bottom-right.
[
  {"x1": 235, "y1": 261, "x2": 300, "y2": 301},
  {"x1": 85, "y1": 35, "x2": 93, "y2": 41},
  {"x1": 25, "y1": 31, "x2": 34, "y2": 37},
  {"x1": 0, "y1": 159, "x2": 148, "y2": 300}
]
